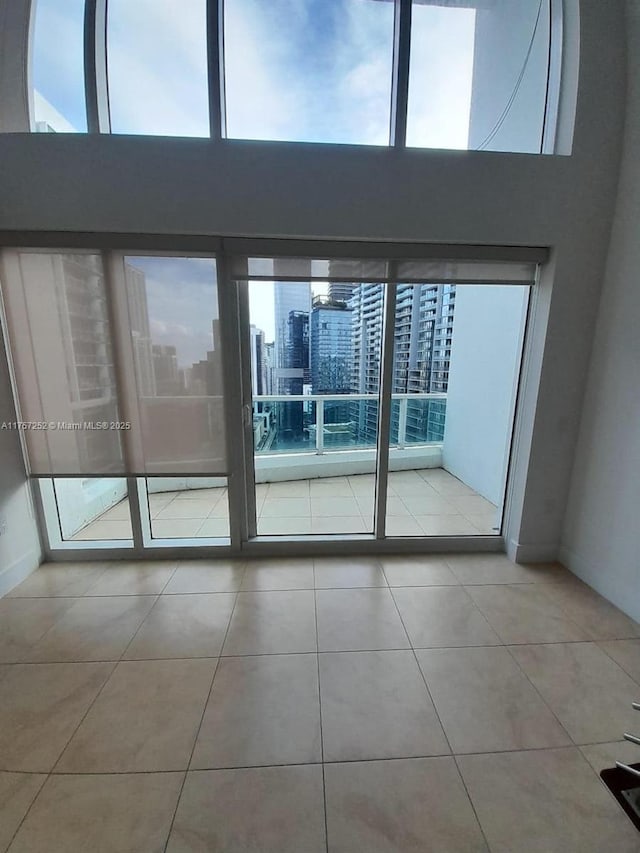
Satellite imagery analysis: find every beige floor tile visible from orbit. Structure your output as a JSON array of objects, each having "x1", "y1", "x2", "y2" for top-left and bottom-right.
[
  {"x1": 319, "y1": 650, "x2": 448, "y2": 761},
  {"x1": 0, "y1": 771, "x2": 46, "y2": 853},
  {"x1": 266, "y1": 480, "x2": 310, "y2": 498},
  {"x1": 416, "y1": 515, "x2": 479, "y2": 535},
  {"x1": 309, "y1": 477, "x2": 353, "y2": 496},
  {"x1": 207, "y1": 499, "x2": 229, "y2": 518},
  {"x1": 379, "y1": 556, "x2": 458, "y2": 586},
  {"x1": 99, "y1": 499, "x2": 132, "y2": 520},
  {"x1": 260, "y1": 497, "x2": 312, "y2": 517},
  {"x1": 8, "y1": 563, "x2": 107, "y2": 598},
  {"x1": 458, "y1": 747, "x2": 640, "y2": 853},
  {"x1": 57, "y1": 658, "x2": 216, "y2": 772},
  {"x1": 580, "y1": 740, "x2": 640, "y2": 775},
  {"x1": 241, "y1": 558, "x2": 314, "y2": 590},
  {"x1": 192, "y1": 654, "x2": 321, "y2": 769},
  {"x1": 311, "y1": 515, "x2": 369, "y2": 534},
  {"x1": 25, "y1": 596, "x2": 157, "y2": 662},
  {"x1": 195, "y1": 518, "x2": 230, "y2": 537},
  {"x1": 511, "y1": 642, "x2": 640, "y2": 744},
  {"x1": 467, "y1": 512, "x2": 501, "y2": 534},
  {"x1": 71, "y1": 519, "x2": 132, "y2": 541},
  {"x1": 167, "y1": 765, "x2": 326, "y2": 853},
  {"x1": 384, "y1": 516, "x2": 425, "y2": 536},
  {"x1": 447, "y1": 494, "x2": 497, "y2": 516},
  {"x1": 314, "y1": 557, "x2": 386, "y2": 588},
  {"x1": 173, "y1": 487, "x2": 226, "y2": 501},
  {"x1": 8, "y1": 772, "x2": 183, "y2": 853},
  {"x1": 0, "y1": 598, "x2": 77, "y2": 663},
  {"x1": 347, "y1": 474, "x2": 376, "y2": 494},
  {"x1": 381, "y1": 495, "x2": 413, "y2": 516},
  {"x1": 416, "y1": 646, "x2": 571, "y2": 754},
  {"x1": 549, "y1": 582, "x2": 640, "y2": 640},
  {"x1": 316, "y1": 588, "x2": 410, "y2": 652},
  {"x1": 84, "y1": 561, "x2": 177, "y2": 596},
  {"x1": 155, "y1": 499, "x2": 215, "y2": 519},
  {"x1": 445, "y1": 553, "x2": 572, "y2": 585},
  {"x1": 389, "y1": 473, "x2": 439, "y2": 496},
  {"x1": 164, "y1": 560, "x2": 246, "y2": 594},
  {"x1": 257, "y1": 517, "x2": 313, "y2": 535},
  {"x1": 400, "y1": 493, "x2": 460, "y2": 515},
  {"x1": 124, "y1": 593, "x2": 236, "y2": 659},
  {"x1": 325, "y1": 757, "x2": 487, "y2": 853},
  {"x1": 310, "y1": 496, "x2": 361, "y2": 517},
  {"x1": 467, "y1": 584, "x2": 590, "y2": 644},
  {"x1": 420, "y1": 469, "x2": 477, "y2": 496},
  {"x1": 222, "y1": 590, "x2": 317, "y2": 655},
  {"x1": 148, "y1": 493, "x2": 176, "y2": 513},
  {"x1": 151, "y1": 519, "x2": 205, "y2": 538},
  {"x1": 600, "y1": 639, "x2": 640, "y2": 684},
  {"x1": 0, "y1": 662, "x2": 113, "y2": 771},
  {"x1": 392, "y1": 587, "x2": 501, "y2": 648}
]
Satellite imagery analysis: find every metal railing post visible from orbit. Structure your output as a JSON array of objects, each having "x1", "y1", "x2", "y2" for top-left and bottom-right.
[
  {"x1": 398, "y1": 396, "x2": 408, "y2": 450},
  {"x1": 316, "y1": 398, "x2": 324, "y2": 455}
]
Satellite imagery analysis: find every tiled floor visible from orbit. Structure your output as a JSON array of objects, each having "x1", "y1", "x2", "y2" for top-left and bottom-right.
[
  {"x1": 70, "y1": 468, "x2": 499, "y2": 540},
  {"x1": 2, "y1": 553, "x2": 640, "y2": 851}
]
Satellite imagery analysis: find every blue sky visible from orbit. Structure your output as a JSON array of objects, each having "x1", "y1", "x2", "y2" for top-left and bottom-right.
[{"x1": 32, "y1": 0, "x2": 475, "y2": 144}]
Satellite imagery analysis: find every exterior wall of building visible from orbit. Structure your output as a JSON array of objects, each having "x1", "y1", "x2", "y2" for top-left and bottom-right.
[{"x1": 442, "y1": 286, "x2": 529, "y2": 507}]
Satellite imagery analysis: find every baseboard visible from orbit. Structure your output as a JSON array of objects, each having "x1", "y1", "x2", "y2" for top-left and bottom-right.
[
  {"x1": 506, "y1": 538, "x2": 559, "y2": 564},
  {"x1": 0, "y1": 548, "x2": 42, "y2": 597}
]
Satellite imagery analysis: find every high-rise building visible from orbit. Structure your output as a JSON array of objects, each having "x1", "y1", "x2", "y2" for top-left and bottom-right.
[
  {"x1": 349, "y1": 282, "x2": 455, "y2": 444},
  {"x1": 310, "y1": 296, "x2": 352, "y2": 394},
  {"x1": 327, "y1": 282, "x2": 357, "y2": 305},
  {"x1": 152, "y1": 345, "x2": 181, "y2": 395},
  {"x1": 273, "y1": 271, "x2": 311, "y2": 395},
  {"x1": 249, "y1": 325, "x2": 268, "y2": 397}
]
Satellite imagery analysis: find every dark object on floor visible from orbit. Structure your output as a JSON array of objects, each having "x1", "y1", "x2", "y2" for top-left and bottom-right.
[{"x1": 601, "y1": 764, "x2": 640, "y2": 832}]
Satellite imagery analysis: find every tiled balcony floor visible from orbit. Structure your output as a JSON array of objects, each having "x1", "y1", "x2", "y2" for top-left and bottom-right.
[
  {"x1": 71, "y1": 468, "x2": 499, "y2": 541},
  {"x1": 2, "y1": 553, "x2": 640, "y2": 852}
]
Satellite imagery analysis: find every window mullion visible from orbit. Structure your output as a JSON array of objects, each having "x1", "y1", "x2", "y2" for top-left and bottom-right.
[
  {"x1": 207, "y1": 0, "x2": 226, "y2": 140},
  {"x1": 84, "y1": 0, "x2": 111, "y2": 133},
  {"x1": 390, "y1": 0, "x2": 412, "y2": 148}
]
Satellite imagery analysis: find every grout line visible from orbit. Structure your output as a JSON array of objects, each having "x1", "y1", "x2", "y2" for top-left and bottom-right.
[
  {"x1": 386, "y1": 584, "x2": 493, "y2": 852},
  {"x1": 161, "y1": 585, "x2": 241, "y2": 853},
  {"x1": 594, "y1": 640, "x2": 640, "y2": 692},
  {"x1": 312, "y1": 569, "x2": 330, "y2": 853}
]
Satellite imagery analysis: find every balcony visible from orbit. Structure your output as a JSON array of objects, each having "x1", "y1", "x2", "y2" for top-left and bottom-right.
[{"x1": 59, "y1": 393, "x2": 500, "y2": 542}]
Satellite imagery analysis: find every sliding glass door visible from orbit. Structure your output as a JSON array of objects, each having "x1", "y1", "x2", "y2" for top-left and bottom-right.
[{"x1": 0, "y1": 241, "x2": 538, "y2": 556}]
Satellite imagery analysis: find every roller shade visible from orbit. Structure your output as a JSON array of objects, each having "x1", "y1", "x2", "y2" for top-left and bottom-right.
[
  {"x1": 0, "y1": 250, "x2": 227, "y2": 476},
  {"x1": 232, "y1": 255, "x2": 538, "y2": 285}
]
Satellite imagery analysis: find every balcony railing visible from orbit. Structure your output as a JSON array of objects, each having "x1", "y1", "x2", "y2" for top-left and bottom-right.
[{"x1": 252, "y1": 393, "x2": 447, "y2": 456}]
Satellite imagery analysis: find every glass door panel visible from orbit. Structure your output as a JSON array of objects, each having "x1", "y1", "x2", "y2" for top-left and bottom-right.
[
  {"x1": 243, "y1": 265, "x2": 385, "y2": 537},
  {"x1": 384, "y1": 282, "x2": 530, "y2": 538}
]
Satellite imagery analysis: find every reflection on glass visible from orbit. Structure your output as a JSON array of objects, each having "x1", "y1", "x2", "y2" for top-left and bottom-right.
[
  {"x1": 123, "y1": 256, "x2": 225, "y2": 475},
  {"x1": 407, "y1": 0, "x2": 550, "y2": 154},
  {"x1": 224, "y1": 0, "x2": 394, "y2": 144},
  {"x1": 32, "y1": 0, "x2": 87, "y2": 132},
  {"x1": 147, "y1": 477, "x2": 230, "y2": 539},
  {"x1": 53, "y1": 478, "x2": 132, "y2": 541},
  {"x1": 107, "y1": 0, "x2": 209, "y2": 136}
]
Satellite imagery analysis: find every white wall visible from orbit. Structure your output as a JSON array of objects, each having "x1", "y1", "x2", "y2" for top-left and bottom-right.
[
  {"x1": 443, "y1": 286, "x2": 528, "y2": 506},
  {"x1": 0, "y1": 325, "x2": 41, "y2": 593},
  {"x1": 0, "y1": 1, "x2": 629, "y2": 565},
  {"x1": 561, "y1": 0, "x2": 640, "y2": 620}
]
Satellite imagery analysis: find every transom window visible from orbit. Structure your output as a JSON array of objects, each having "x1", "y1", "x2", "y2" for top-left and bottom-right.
[{"x1": 30, "y1": 0, "x2": 559, "y2": 154}]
